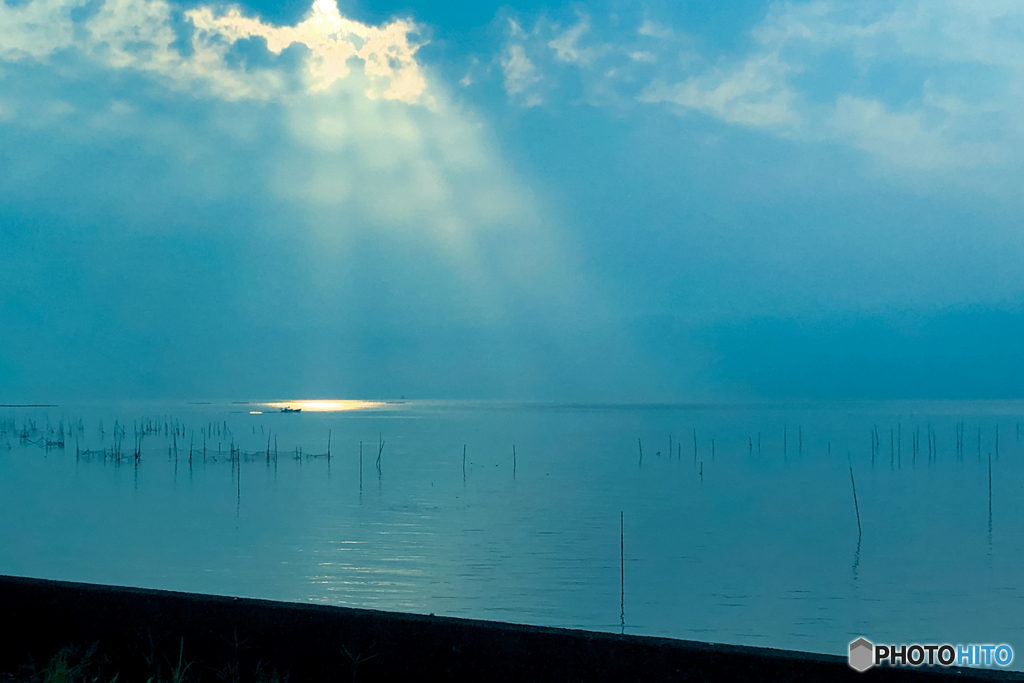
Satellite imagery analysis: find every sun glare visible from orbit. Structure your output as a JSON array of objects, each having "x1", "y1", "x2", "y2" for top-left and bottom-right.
[{"x1": 265, "y1": 399, "x2": 386, "y2": 412}]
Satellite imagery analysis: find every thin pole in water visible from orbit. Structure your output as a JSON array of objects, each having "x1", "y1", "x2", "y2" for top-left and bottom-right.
[
  {"x1": 989, "y1": 452, "x2": 993, "y2": 519},
  {"x1": 850, "y1": 465, "x2": 862, "y2": 539},
  {"x1": 989, "y1": 452, "x2": 994, "y2": 542},
  {"x1": 513, "y1": 444, "x2": 517, "y2": 479},
  {"x1": 620, "y1": 511, "x2": 625, "y2": 634}
]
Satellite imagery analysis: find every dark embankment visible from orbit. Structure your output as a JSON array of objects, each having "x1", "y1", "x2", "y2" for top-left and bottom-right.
[{"x1": 0, "y1": 575, "x2": 1019, "y2": 681}]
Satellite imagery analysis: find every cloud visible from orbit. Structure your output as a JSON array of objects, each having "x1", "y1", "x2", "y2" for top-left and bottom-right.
[
  {"x1": 0, "y1": 0, "x2": 429, "y2": 103},
  {"x1": 628, "y1": 51, "x2": 657, "y2": 64},
  {"x1": 637, "y1": 18, "x2": 673, "y2": 40},
  {"x1": 501, "y1": 42, "x2": 542, "y2": 104},
  {"x1": 547, "y1": 15, "x2": 594, "y2": 64},
  {"x1": 827, "y1": 93, "x2": 1004, "y2": 170},
  {"x1": 652, "y1": 0, "x2": 1024, "y2": 173},
  {"x1": 186, "y1": 0, "x2": 428, "y2": 103},
  {"x1": 494, "y1": 9, "x2": 680, "y2": 109},
  {"x1": 485, "y1": 1, "x2": 1024, "y2": 177},
  {"x1": 639, "y1": 51, "x2": 802, "y2": 131}
]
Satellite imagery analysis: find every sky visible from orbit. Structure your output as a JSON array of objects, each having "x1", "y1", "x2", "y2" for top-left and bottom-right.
[{"x1": 1, "y1": 0, "x2": 1023, "y2": 402}]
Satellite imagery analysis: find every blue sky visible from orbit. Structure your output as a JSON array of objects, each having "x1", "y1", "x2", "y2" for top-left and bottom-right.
[{"x1": 1, "y1": 0, "x2": 1023, "y2": 401}]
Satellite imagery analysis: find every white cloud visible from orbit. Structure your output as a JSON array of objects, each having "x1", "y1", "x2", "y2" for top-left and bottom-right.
[
  {"x1": 501, "y1": 43, "x2": 542, "y2": 102},
  {"x1": 638, "y1": 18, "x2": 673, "y2": 40},
  {"x1": 548, "y1": 16, "x2": 594, "y2": 64},
  {"x1": 660, "y1": 0, "x2": 1024, "y2": 172},
  {"x1": 0, "y1": 0, "x2": 429, "y2": 104},
  {"x1": 186, "y1": 0, "x2": 428, "y2": 103},
  {"x1": 495, "y1": 10, "x2": 674, "y2": 109},
  {"x1": 0, "y1": 0, "x2": 78, "y2": 60},
  {"x1": 828, "y1": 94, "x2": 1003, "y2": 170},
  {"x1": 628, "y1": 51, "x2": 657, "y2": 64},
  {"x1": 639, "y1": 51, "x2": 801, "y2": 130},
  {"x1": 493, "y1": 1, "x2": 1024, "y2": 175}
]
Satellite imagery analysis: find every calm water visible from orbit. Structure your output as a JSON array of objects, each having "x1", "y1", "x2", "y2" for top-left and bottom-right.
[{"x1": 2, "y1": 400, "x2": 1022, "y2": 667}]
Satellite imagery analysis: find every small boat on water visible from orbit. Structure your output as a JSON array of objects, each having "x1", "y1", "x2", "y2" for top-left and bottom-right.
[{"x1": 279, "y1": 407, "x2": 302, "y2": 413}]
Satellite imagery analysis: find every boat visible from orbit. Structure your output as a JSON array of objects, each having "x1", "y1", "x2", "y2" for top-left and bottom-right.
[{"x1": 279, "y1": 407, "x2": 302, "y2": 413}]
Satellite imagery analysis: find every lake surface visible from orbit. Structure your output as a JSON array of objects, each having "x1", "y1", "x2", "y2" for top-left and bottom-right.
[{"x1": 2, "y1": 400, "x2": 1022, "y2": 668}]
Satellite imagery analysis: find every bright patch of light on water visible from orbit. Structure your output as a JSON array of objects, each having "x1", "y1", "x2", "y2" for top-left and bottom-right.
[{"x1": 265, "y1": 399, "x2": 389, "y2": 412}]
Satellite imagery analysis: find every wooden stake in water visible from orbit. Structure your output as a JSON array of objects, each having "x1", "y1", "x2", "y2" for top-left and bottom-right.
[
  {"x1": 513, "y1": 444, "x2": 517, "y2": 479},
  {"x1": 638, "y1": 437, "x2": 643, "y2": 467},
  {"x1": 989, "y1": 452, "x2": 993, "y2": 520},
  {"x1": 850, "y1": 466, "x2": 862, "y2": 539},
  {"x1": 620, "y1": 511, "x2": 625, "y2": 634},
  {"x1": 463, "y1": 444, "x2": 467, "y2": 482}
]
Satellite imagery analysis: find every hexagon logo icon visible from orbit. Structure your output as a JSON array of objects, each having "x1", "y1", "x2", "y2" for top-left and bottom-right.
[{"x1": 849, "y1": 638, "x2": 874, "y2": 672}]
